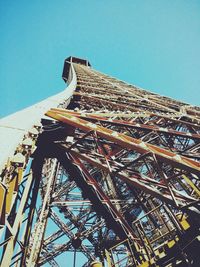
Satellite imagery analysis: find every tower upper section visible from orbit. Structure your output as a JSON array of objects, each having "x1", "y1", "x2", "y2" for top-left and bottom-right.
[
  {"x1": 66, "y1": 56, "x2": 91, "y2": 66},
  {"x1": 62, "y1": 56, "x2": 91, "y2": 83}
]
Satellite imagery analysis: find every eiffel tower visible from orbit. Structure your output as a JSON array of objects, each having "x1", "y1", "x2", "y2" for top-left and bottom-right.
[{"x1": 0, "y1": 56, "x2": 200, "y2": 267}]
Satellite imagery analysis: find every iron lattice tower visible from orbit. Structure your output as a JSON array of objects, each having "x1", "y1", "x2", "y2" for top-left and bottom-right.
[{"x1": 0, "y1": 57, "x2": 200, "y2": 267}]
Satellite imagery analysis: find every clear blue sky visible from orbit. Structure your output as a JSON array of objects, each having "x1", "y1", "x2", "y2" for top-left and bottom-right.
[{"x1": 0, "y1": 1, "x2": 200, "y2": 118}]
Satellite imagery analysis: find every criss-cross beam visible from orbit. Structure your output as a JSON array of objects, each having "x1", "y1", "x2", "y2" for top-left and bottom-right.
[
  {"x1": 49, "y1": 108, "x2": 200, "y2": 156},
  {"x1": 49, "y1": 109, "x2": 200, "y2": 138},
  {"x1": 74, "y1": 63, "x2": 200, "y2": 123},
  {"x1": 45, "y1": 109, "x2": 200, "y2": 205},
  {"x1": 46, "y1": 109, "x2": 200, "y2": 174}
]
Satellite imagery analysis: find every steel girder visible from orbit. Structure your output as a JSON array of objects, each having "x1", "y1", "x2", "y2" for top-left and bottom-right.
[{"x1": 0, "y1": 57, "x2": 200, "y2": 267}]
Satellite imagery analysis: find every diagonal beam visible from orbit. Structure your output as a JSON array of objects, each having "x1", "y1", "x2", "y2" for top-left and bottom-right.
[
  {"x1": 68, "y1": 149, "x2": 195, "y2": 206},
  {"x1": 50, "y1": 108, "x2": 200, "y2": 140},
  {"x1": 46, "y1": 109, "x2": 200, "y2": 175}
]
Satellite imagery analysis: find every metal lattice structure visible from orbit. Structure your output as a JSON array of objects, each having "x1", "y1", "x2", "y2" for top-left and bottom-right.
[{"x1": 0, "y1": 56, "x2": 200, "y2": 267}]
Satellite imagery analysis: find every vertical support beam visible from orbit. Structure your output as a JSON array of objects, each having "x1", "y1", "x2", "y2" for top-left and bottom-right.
[
  {"x1": 0, "y1": 182, "x2": 6, "y2": 225},
  {"x1": 26, "y1": 159, "x2": 57, "y2": 267},
  {"x1": 1, "y1": 172, "x2": 33, "y2": 266}
]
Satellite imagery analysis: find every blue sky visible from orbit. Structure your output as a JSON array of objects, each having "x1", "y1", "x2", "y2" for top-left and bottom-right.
[{"x1": 1, "y1": 1, "x2": 200, "y2": 118}]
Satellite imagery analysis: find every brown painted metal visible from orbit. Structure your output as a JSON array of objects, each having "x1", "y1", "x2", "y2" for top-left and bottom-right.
[{"x1": 46, "y1": 109, "x2": 200, "y2": 174}]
